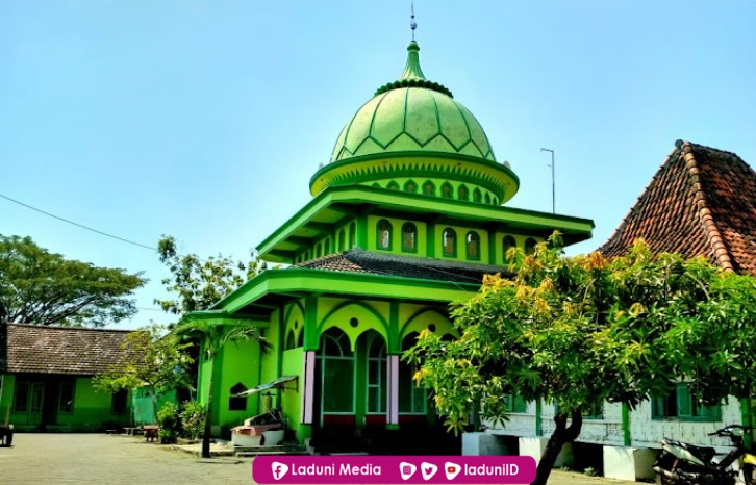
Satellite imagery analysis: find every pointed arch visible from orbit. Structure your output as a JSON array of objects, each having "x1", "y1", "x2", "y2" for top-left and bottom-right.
[
  {"x1": 473, "y1": 187, "x2": 482, "y2": 203},
  {"x1": 386, "y1": 180, "x2": 399, "y2": 190},
  {"x1": 422, "y1": 180, "x2": 435, "y2": 197},
  {"x1": 317, "y1": 300, "x2": 390, "y2": 352},
  {"x1": 458, "y1": 184, "x2": 469, "y2": 201},
  {"x1": 404, "y1": 180, "x2": 417, "y2": 193},
  {"x1": 441, "y1": 182, "x2": 453, "y2": 199},
  {"x1": 484, "y1": 193, "x2": 491, "y2": 205}
]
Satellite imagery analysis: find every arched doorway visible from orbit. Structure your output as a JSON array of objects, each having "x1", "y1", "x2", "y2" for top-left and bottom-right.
[
  {"x1": 315, "y1": 327, "x2": 355, "y2": 430},
  {"x1": 359, "y1": 330, "x2": 387, "y2": 428}
]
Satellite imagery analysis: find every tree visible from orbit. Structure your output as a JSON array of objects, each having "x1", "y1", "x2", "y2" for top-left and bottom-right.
[
  {"x1": 407, "y1": 233, "x2": 756, "y2": 485},
  {"x1": 154, "y1": 235, "x2": 259, "y2": 316},
  {"x1": 93, "y1": 325, "x2": 194, "y2": 423},
  {"x1": 0, "y1": 234, "x2": 146, "y2": 326},
  {"x1": 174, "y1": 321, "x2": 271, "y2": 459}
]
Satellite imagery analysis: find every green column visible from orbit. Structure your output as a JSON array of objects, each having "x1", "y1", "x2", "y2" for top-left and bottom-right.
[
  {"x1": 303, "y1": 295, "x2": 319, "y2": 351},
  {"x1": 741, "y1": 398, "x2": 754, "y2": 448},
  {"x1": 487, "y1": 228, "x2": 496, "y2": 265},
  {"x1": 622, "y1": 402, "x2": 631, "y2": 446},
  {"x1": 427, "y1": 222, "x2": 436, "y2": 258},
  {"x1": 357, "y1": 215, "x2": 368, "y2": 249}
]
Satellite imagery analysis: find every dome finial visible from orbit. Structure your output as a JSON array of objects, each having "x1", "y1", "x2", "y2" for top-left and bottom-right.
[{"x1": 410, "y1": 2, "x2": 417, "y2": 41}]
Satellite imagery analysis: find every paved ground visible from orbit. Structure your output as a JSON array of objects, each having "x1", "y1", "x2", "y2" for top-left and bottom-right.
[{"x1": 0, "y1": 433, "x2": 641, "y2": 485}]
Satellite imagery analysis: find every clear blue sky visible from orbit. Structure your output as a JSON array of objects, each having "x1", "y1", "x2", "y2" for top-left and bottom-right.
[{"x1": 2, "y1": 0, "x2": 754, "y2": 329}]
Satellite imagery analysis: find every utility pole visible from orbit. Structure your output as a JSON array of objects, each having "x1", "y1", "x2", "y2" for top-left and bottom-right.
[{"x1": 541, "y1": 148, "x2": 555, "y2": 213}]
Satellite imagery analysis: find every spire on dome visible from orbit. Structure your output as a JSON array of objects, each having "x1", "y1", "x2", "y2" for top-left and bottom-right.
[{"x1": 400, "y1": 41, "x2": 426, "y2": 80}]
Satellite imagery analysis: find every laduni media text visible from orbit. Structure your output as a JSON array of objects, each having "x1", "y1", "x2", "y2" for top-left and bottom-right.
[{"x1": 253, "y1": 456, "x2": 536, "y2": 484}]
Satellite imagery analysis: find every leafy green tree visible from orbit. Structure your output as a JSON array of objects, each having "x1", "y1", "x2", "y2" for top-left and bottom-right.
[
  {"x1": 407, "y1": 234, "x2": 756, "y2": 485},
  {"x1": 154, "y1": 235, "x2": 259, "y2": 316},
  {"x1": 93, "y1": 325, "x2": 194, "y2": 423},
  {"x1": 0, "y1": 234, "x2": 146, "y2": 326},
  {"x1": 174, "y1": 321, "x2": 271, "y2": 459}
]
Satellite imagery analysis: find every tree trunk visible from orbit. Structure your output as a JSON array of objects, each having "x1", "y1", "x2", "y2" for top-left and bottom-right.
[
  {"x1": 201, "y1": 359, "x2": 214, "y2": 459},
  {"x1": 531, "y1": 410, "x2": 583, "y2": 485},
  {"x1": 152, "y1": 390, "x2": 159, "y2": 425}
]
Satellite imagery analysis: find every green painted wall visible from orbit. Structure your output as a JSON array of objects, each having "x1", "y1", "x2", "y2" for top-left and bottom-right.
[
  {"x1": 214, "y1": 338, "x2": 262, "y2": 432},
  {"x1": 281, "y1": 348, "x2": 304, "y2": 437},
  {"x1": 2, "y1": 374, "x2": 130, "y2": 432},
  {"x1": 131, "y1": 388, "x2": 178, "y2": 426}
]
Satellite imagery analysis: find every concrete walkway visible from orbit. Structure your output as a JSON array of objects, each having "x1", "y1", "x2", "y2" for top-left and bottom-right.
[{"x1": 0, "y1": 433, "x2": 640, "y2": 485}]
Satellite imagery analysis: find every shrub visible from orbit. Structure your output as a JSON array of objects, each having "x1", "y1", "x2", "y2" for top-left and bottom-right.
[
  {"x1": 179, "y1": 401, "x2": 205, "y2": 441},
  {"x1": 156, "y1": 401, "x2": 179, "y2": 432}
]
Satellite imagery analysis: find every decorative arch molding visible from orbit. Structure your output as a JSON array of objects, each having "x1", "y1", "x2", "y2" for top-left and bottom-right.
[
  {"x1": 399, "y1": 307, "x2": 457, "y2": 343},
  {"x1": 317, "y1": 300, "x2": 390, "y2": 352},
  {"x1": 283, "y1": 301, "x2": 306, "y2": 345}
]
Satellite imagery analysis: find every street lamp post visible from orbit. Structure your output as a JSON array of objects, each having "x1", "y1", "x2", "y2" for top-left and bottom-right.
[{"x1": 541, "y1": 148, "x2": 555, "y2": 213}]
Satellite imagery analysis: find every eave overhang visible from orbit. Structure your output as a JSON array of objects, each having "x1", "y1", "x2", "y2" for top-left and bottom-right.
[{"x1": 256, "y1": 185, "x2": 595, "y2": 263}]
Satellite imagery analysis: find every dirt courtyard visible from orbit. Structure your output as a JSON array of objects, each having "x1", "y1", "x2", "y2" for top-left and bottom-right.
[{"x1": 0, "y1": 433, "x2": 639, "y2": 485}]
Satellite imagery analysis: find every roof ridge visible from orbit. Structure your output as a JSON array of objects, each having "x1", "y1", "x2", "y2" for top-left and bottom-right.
[
  {"x1": 600, "y1": 144, "x2": 682, "y2": 249},
  {"x1": 680, "y1": 141, "x2": 735, "y2": 271}
]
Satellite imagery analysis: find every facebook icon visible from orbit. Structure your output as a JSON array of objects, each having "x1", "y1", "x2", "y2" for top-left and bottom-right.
[{"x1": 271, "y1": 462, "x2": 289, "y2": 480}]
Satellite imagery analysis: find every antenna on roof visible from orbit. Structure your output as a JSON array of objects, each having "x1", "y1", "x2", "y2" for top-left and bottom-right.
[{"x1": 410, "y1": 2, "x2": 418, "y2": 41}]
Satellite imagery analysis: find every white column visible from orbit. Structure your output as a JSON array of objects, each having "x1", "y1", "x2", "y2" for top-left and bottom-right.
[
  {"x1": 386, "y1": 355, "x2": 400, "y2": 425},
  {"x1": 301, "y1": 351, "x2": 316, "y2": 425}
]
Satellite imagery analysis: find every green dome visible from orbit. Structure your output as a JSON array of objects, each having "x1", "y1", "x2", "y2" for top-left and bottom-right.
[{"x1": 329, "y1": 42, "x2": 496, "y2": 163}]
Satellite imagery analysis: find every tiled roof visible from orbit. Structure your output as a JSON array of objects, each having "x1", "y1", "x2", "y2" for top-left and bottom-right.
[
  {"x1": 600, "y1": 140, "x2": 756, "y2": 275},
  {"x1": 3, "y1": 324, "x2": 136, "y2": 376},
  {"x1": 294, "y1": 248, "x2": 511, "y2": 285}
]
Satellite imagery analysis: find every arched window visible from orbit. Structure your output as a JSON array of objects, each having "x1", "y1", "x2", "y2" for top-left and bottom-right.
[
  {"x1": 458, "y1": 185, "x2": 469, "y2": 201},
  {"x1": 484, "y1": 193, "x2": 490, "y2": 205},
  {"x1": 493, "y1": 197, "x2": 499, "y2": 205},
  {"x1": 366, "y1": 333, "x2": 387, "y2": 414},
  {"x1": 402, "y1": 223, "x2": 417, "y2": 253},
  {"x1": 377, "y1": 219, "x2": 392, "y2": 250},
  {"x1": 404, "y1": 180, "x2": 417, "y2": 193},
  {"x1": 502, "y1": 235, "x2": 517, "y2": 262},
  {"x1": 372, "y1": 182, "x2": 381, "y2": 188},
  {"x1": 441, "y1": 182, "x2": 453, "y2": 199},
  {"x1": 316, "y1": 244, "x2": 322, "y2": 258},
  {"x1": 525, "y1": 237, "x2": 537, "y2": 256},
  {"x1": 337, "y1": 230, "x2": 345, "y2": 252},
  {"x1": 229, "y1": 383, "x2": 248, "y2": 411},
  {"x1": 285, "y1": 330, "x2": 296, "y2": 350},
  {"x1": 442, "y1": 228, "x2": 457, "y2": 257},
  {"x1": 423, "y1": 181, "x2": 435, "y2": 196},
  {"x1": 297, "y1": 330, "x2": 304, "y2": 348},
  {"x1": 349, "y1": 222, "x2": 356, "y2": 249},
  {"x1": 319, "y1": 328, "x2": 354, "y2": 413},
  {"x1": 473, "y1": 188, "x2": 482, "y2": 203},
  {"x1": 386, "y1": 181, "x2": 399, "y2": 190},
  {"x1": 466, "y1": 231, "x2": 480, "y2": 260},
  {"x1": 324, "y1": 237, "x2": 331, "y2": 255}
]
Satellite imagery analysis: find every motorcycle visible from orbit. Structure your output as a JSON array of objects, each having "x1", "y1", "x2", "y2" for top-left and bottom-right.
[{"x1": 653, "y1": 424, "x2": 756, "y2": 484}]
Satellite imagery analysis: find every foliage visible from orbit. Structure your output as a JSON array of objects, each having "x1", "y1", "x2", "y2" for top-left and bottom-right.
[
  {"x1": 583, "y1": 467, "x2": 598, "y2": 477},
  {"x1": 407, "y1": 233, "x2": 756, "y2": 485},
  {"x1": 179, "y1": 401, "x2": 206, "y2": 440},
  {"x1": 0, "y1": 234, "x2": 146, "y2": 326},
  {"x1": 156, "y1": 401, "x2": 179, "y2": 431},
  {"x1": 154, "y1": 235, "x2": 260, "y2": 317},
  {"x1": 93, "y1": 325, "x2": 194, "y2": 422},
  {"x1": 158, "y1": 428, "x2": 176, "y2": 443},
  {"x1": 175, "y1": 319, "x2": 271, "y2": 458}
]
